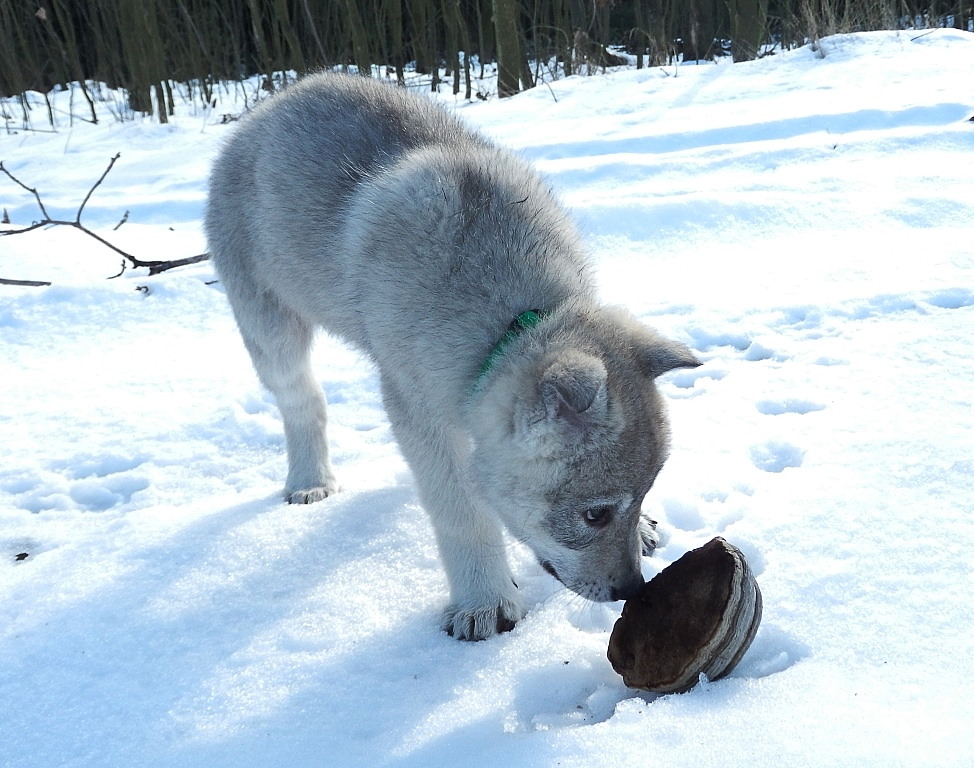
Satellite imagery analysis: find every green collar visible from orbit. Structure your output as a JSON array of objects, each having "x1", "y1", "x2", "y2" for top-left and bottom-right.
[{"x1": 475, "y1": 309, "x2": 547, "y2": 390}]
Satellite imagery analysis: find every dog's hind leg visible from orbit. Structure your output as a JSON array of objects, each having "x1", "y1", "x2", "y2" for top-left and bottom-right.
[
  {"x1": 380, "y1": 375, "x2": 525, "y2": 640},
  {"x1": 225, "y1": 279, "x2": 339, "y2": 504}
]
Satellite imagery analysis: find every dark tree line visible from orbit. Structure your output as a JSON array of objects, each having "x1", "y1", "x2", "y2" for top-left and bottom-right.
[{"x1": 1, "y1": 0, "x2": 971, "y2": 123}]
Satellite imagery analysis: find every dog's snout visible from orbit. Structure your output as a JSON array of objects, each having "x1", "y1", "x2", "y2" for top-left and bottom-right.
[{"x1": 611, "y1": 576, "x2": 645, "y2": 602}]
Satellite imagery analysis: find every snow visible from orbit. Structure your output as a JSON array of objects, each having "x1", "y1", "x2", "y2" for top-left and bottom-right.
[{"x1": 2, "y1": 29, "x2": 973, "y2": 767}]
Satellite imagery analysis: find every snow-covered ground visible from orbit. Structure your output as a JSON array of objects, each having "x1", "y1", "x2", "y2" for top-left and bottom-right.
[{"x1": 2, "y1": 30, "x2": 973, "y2": 768}]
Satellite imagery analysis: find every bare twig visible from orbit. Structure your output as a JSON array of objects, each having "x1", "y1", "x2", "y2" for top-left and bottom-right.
[
  {"x1": 106, "y1": 251, "x2": 211, "y2": 279},
  {"x1": 0, "y1": 155, "x2": 211, "y2": 285},
  {"x1": 76, "y1": 152, "x2": 120, "y2": 222},
  {"x1": 144, "y1": 253, "x2": 211, "y2": 275},
  {"x1": 0, "y1": 277, "x2": 52, "y2": 287},
  {"x1": 0, "y1": 160, "x2": 51, "y2": 222}
]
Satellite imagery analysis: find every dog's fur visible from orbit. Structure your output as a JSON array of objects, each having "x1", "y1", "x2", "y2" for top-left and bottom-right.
[{"x1": 205, "y1": 73, "x2": 700, "y2": 640}]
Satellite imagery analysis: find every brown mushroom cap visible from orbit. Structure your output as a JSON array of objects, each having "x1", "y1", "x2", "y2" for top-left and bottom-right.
[{"x1": 607, "y1": 537, "x2": 762, "y2": 694}]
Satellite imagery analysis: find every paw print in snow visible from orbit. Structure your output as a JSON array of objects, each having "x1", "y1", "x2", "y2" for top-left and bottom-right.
[{"x1": 750, "y1": 441, "x2": 804, "y2": 472}]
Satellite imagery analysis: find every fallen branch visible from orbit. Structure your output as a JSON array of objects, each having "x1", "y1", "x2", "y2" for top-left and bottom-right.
[
  {"x1": 107, "y1": 251, "x2": 211, "y2": 278},
  {"x1": 0, "y1": 277, "x2": 52, "y2": 287},
  {"x1": 0, "y1": 154, "x2": 210, "y2": 285}
]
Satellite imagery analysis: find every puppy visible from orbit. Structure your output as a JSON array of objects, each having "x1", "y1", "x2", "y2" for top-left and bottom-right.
[{"x1": 205, "y1": 73, "x2": 700, "y2": 640}]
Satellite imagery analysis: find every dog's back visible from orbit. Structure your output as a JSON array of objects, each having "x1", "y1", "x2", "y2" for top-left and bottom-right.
[{"x1": 207, "y1": 74, "x2": 594, "y2": 392}]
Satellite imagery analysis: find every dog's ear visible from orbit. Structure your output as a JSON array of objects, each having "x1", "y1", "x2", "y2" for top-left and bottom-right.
[
  {"x1": 539, "y1": 353, "x2": 608, "y2": 430},
  {"x1": 637, "y1": 335, "x2": 701, "y2": 379}
]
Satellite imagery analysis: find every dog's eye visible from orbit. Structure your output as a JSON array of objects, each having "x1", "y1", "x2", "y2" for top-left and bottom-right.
[{"x1": 583, "y1": 505, "x2": 613, "y2": 528}]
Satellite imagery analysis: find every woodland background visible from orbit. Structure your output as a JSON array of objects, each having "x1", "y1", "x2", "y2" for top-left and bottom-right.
[{"x1": 2, "y1": 0, "x2": 973, "y2": 123}]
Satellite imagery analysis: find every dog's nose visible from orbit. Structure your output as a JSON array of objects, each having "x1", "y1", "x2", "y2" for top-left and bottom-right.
[{"x1": 611, "y1": 576, "x2": 645, "y2": 602}]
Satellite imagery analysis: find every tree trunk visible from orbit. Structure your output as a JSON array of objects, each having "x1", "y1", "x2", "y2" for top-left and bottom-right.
[
  {"x1": 725, "y1": 0, "x2": 767, "y2": 61},
  {"x1": 385, "y1": 0, "x2": 407, "y2": 83},
  {"x1": 681, "y1": 0, "x2": 719, "y2": 62},
  {"x1": 493, "y1": 0, "x2": 523, "y2": 97},
  {"x1": 342, "y1": 0, "x2": 372, "y2": 75},
  {"x1": 410, "y1": 0, "x2": 433, "y2": 74}
]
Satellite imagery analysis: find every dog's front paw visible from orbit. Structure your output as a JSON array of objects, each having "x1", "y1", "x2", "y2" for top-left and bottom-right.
[
  {"x1": 286, "y1": 479, "x2": 340, "y2": 505},
  {"x1": 441, "y1": 598, "x2": 526, "y2": 641},
  {"x1": 639, "y1": 514, "x2": 661, "y2": 556}
]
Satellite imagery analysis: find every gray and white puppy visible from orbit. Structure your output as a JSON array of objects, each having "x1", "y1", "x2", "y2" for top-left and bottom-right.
[{"x1": 205, "y1": 73, "x2": 700, "y2": 640}]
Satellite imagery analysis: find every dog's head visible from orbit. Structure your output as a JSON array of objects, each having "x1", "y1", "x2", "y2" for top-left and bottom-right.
[{"x1": 471, "y1": 307, "x2": 701, "y2": 603}]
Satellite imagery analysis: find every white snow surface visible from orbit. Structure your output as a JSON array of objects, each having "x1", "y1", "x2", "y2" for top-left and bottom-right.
[{"x1": 2, "y1": 30, "x2": 973, "y2": 767}]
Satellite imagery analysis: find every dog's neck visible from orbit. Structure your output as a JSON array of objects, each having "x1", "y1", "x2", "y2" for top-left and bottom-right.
[{"x1": 475, "y1": 309, "x2": 548, "y2": 390}]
